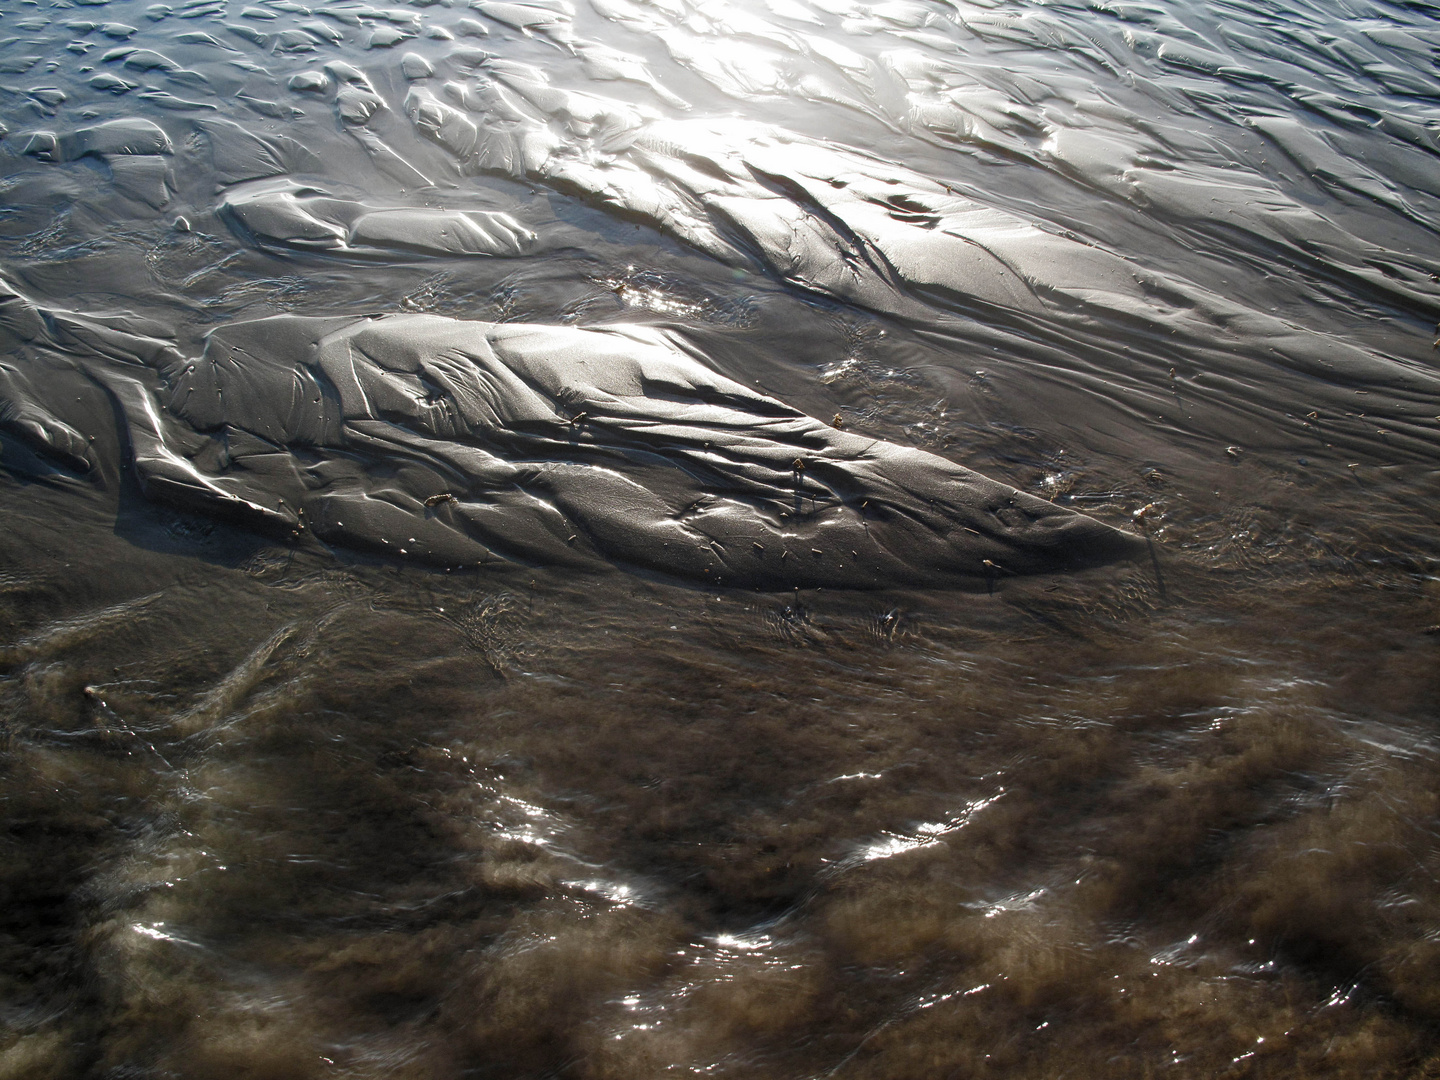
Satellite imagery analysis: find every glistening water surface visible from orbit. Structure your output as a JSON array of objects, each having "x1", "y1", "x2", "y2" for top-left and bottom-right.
[{"x1": 2, "y1": 0, "x2": 1439, "y2": 1075}]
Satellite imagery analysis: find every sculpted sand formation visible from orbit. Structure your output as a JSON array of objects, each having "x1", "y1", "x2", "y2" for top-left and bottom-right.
[
  {"x1": 3, "y1": 0, "x2": 1437, "y2": 586},
  {"x1": 0, "y1": 276, "x2": 1141, "y2": 587}
]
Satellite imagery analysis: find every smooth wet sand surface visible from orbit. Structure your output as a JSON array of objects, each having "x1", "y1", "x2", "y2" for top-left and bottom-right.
[{"x1": 2, "y1": 0, "x2": 1440, "y2": 1075}]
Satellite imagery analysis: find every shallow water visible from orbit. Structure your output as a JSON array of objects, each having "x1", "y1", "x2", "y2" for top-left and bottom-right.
[{"x1": 2, "y1": 0, "x2": 1439, "y2": 1075}]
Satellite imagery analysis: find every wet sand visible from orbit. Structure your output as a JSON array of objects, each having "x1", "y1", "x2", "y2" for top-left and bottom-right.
[{"x1": 2, "y1": 0, "x2": 1439, "y2": 1075}]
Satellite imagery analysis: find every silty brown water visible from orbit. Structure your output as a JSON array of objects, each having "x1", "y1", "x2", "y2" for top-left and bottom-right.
[{"x1": 1, "y1": 0, "x2": 1439, "y2": 1075}]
